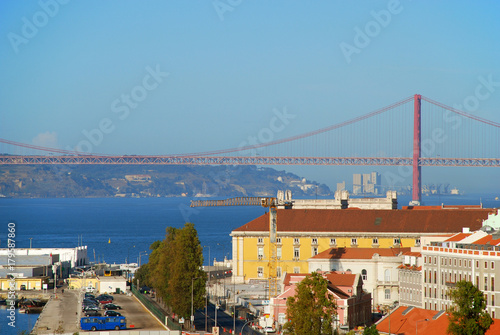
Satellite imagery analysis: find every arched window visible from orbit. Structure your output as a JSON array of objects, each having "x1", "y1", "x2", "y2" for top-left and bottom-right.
[
  {"x1": 362, "y1": 269, "x2": 367, "y2": 281},
  {"x1": 384, "y1": 269, "x2": 391, "y2": 282}
]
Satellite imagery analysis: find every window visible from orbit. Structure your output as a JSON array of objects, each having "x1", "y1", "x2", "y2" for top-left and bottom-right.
[
  {"x1": 492, "y1": 294, "x2": 495, "y2": 307},
  {"x1": 492, "y1": 262, "x2": 495, "y2": 269},
  {"x1": 293, "y1": 267, "x2": 300, "y2": 274},
  {"x1": 486, "y1": 262, "x2": 488, "y2": 269},
  {"x1": 294, "y1": 247, "x2": 300, "y2": 259},
  {"x1": 415, "y1": 238, "x2": 421, "y2": 245},
  {"x1": 257, "y1": 267, "x2": 263, "y2": 277},
  {"x1": 276, "y1": 237, "x2": 281, "y2": 244},
  {"x1": 485, "y1": 277, "x2": 488, "y2": 291},
  {"x1": 258, "y1": 237, "x2": 263, "y2": 244},
  {"x1": 351, "y1": 238, "x2": 357, "y2": 245},
  {"x1": 394, "y1": 238, "x2": 400, "y2": 245},
  {"x1": 258, "y1": 247, "x2": 264, "y2": 260},
  {"x1": 459, "y1": 260, "x2": 462, "y2": 267},
  {"x1": 277, "y1": 267, "x2": 282, "y2": 278},
  {"x1": 277, "y1": 247, "x2": 282, "y2": 259},
  {"x1": 294, "y1": 238, "x2": 300, "y2": 244},
  {"x1": 312, "y1": 247, "x2": 318, "y2": 256},
  {"x1": 362, "y1": 269, "x2": 367, "y2": 281},
  {"x1": 330, "y1": 238, "x2": 336, "y2": 245},
  {"x1": 385, "y1": 289, "x2": 391, "y2": 300},
  {"x1": 372, "y1": 238, "x2": 378, "y2": 244},
  {"x1": 384, "y1": 269, "x2": 391, "y2": 282},
  {"x1": 477, "y1": 260, "x2": 480, "y2": 268},
  {"x1": 424, "y1": 256, "x2": 427, "y2": 264},
  {"x1": 492, "y1": 277, "x2": 495, "y2": 291},
  {"x1": 311, "y1": 238, "x2": 318, "y2": 244},
  {"x1": 434, "y1": 257, "x2": 437, "y2": 265}
]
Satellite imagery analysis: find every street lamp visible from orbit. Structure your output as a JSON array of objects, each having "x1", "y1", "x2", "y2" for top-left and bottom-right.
[
  {"x1": 191, "y1": 276, "x2": 201, "y2": 332},
  {"x1": 203, "y1": 245, "x2": 211, "y2": 332},
  {"x1": 138, "y1": 251, "x2": 148, "y2": 267},
  {"x1": 416, "y1": 318, "x2": 429, "y2": 335},
  {"x1": 241, "y1": 319, "x2": 253, "y2": 335}
]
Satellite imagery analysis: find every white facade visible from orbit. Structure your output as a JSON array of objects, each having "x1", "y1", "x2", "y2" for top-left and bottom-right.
[
  {"x1": 308, "y1": 252, "x2": 402, "y2": 308},
  {"x1": 0, "y1": 246, "x2": 88, "y2": 267},
  {"x1": 276, "y1": 190, "x2": 397, "y2": 210},
  {"x1": 98, "y1": 276, "x2": 127, "y2": 294}
]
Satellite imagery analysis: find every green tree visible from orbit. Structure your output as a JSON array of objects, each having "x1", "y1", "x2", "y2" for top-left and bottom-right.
[
  {"x1": 363, "y1": 325, "x2": 379, "y2": 335},
  {"x1": 167, "y1": 222, "x2": 206, "y2": 318},
  {"x1": 284, "y1": 272, "x2": 337, "y2": 335},
  {"x1": 447, "y1": 280, "x2": 493, "y2": 335},
  {"x1": 146, "y1": 223, "x2": 206, "y2": 320}
]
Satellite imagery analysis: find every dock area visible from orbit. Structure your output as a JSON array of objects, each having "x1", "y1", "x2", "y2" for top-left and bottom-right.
[{"x1": 34, "y1": 289, "x2": 80, "y2": 334}]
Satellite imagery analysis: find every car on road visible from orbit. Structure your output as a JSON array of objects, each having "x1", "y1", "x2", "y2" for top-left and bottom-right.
[
  {"x1": 263, "y1": 327, "x2": 276, "y2": 333},
  {"x1": 103, "y1": 303, "x2": 122, "y2": 310},
  {"x1": 104, "y1": 310, "x2": 122, "y2": 317}
]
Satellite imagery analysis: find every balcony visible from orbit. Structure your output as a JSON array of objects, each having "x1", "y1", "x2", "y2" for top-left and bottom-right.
[{"x1": 376, "y1": 280, "x2": 399, "y2": 287}]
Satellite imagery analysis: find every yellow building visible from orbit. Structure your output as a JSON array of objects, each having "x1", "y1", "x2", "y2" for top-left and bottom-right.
[
  {"x1": 0, "y1": 276, "x2": 49, "y2": 290},
  {"x1": 68, "y1": 277, "x2": 99, "y2": 291},
  {"x1": 230, "y1": 206, "x2": 495, "y2": 282}
]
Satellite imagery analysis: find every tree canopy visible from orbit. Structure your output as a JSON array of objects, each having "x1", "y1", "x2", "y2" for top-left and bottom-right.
[
  {"x1": 447, "y1": 280, "x2": 493, "y2": 335},
  {"x1": 140, "y1": 222, "x2": 206, "y2": 318},
  {"x1": 284, "y1": 272, "x2": 337, "y2": 335}
]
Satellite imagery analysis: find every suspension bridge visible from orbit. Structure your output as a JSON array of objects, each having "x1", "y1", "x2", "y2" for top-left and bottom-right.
[{"x1": 1, "y1": 94, "x2": 499, "y2": 204}]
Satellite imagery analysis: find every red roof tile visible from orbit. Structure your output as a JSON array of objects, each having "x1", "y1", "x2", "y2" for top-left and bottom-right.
[
  {"x1": 233, "y1": 208, "x2": 493, "y2": 233},
  {"x1": 312, "y1": 247, "x2": 411, "y2": 260},
  {"x1": 445, "y1": 232, "x2": 473, "y2": 242},
  {"x1": 377, "y1": 306, "x2": 500, "y2": 335}
]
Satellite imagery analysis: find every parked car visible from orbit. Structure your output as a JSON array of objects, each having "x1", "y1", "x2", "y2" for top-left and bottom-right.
[
  {"x1": 85, "y1": 310, "x2": 101, "y2": 317},
  {"x1": 83, "y1": 305, "x2": 100, "y2": 311},
  {"x1": 96, "y1": 296, "x2": 113, "y2": 304},
  {"x1": 85, "y1": 293, "x2": 95, "y2": 299},
  {"x1": 140, "y1": 286, "x2": 151, "y2": 294},
  {"x1": 96, "y1": 294, "x2": 115, "y2": 300},
  {"x1": 104, "y1": 310, "x2": 122, "y2": 317},
  {"x1": 103, "y1": 303, "x2": 122, "y2": 310}
]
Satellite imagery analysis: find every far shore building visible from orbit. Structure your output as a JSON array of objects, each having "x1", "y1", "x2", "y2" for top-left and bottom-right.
[
  {"x1": 230, "y1": 206, "x2": 495, "y2": 284},
  {"x1": 308, "y1": 247, "x2": 411, "y2": 309}
]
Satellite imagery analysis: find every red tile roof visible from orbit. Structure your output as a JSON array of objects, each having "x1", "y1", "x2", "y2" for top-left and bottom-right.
[
  {"x1": 377, "y1": 306, "x2": 448, "y2": 334},
  {"x1": 402, "y1": 251, "x2": 421, "y2": 257},
  {"x1": 233, "y1": 208, "x2": 493, "y2": 233},
  {"x1": 444, "y1": 232, "x2": 473, "y2": 242},
  {"x1": 312, "y1": 247, "x2": 411, "y2": 260},
  {"x1": 283, "y1": 272, "x2": 357, "y2": 289},
  {"x1": 376, "y1": 306, "x2": 500, "y2": 335}
]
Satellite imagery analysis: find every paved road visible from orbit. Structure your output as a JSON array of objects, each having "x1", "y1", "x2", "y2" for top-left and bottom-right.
[
  {"x1": 34, "y1": 289, "x2": 166, "y2": 333},
  {"x1": 194, "y1": 302, "x2": 262, "y2": 335}
]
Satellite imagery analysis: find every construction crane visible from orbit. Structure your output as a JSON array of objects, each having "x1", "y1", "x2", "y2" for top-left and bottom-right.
[{"x1": 190, "y1": 190, "x2": 293, "y2": 297}]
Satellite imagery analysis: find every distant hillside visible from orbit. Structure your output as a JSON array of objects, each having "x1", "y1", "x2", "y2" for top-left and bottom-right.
[{"x1": 0, "y1": 165, "x2": 331, "y2": 198}]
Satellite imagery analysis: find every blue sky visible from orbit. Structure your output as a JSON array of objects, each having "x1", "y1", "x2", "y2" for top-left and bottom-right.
[{"x1": 1, "y1": 0, "x2": 499, "y2": 193}]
